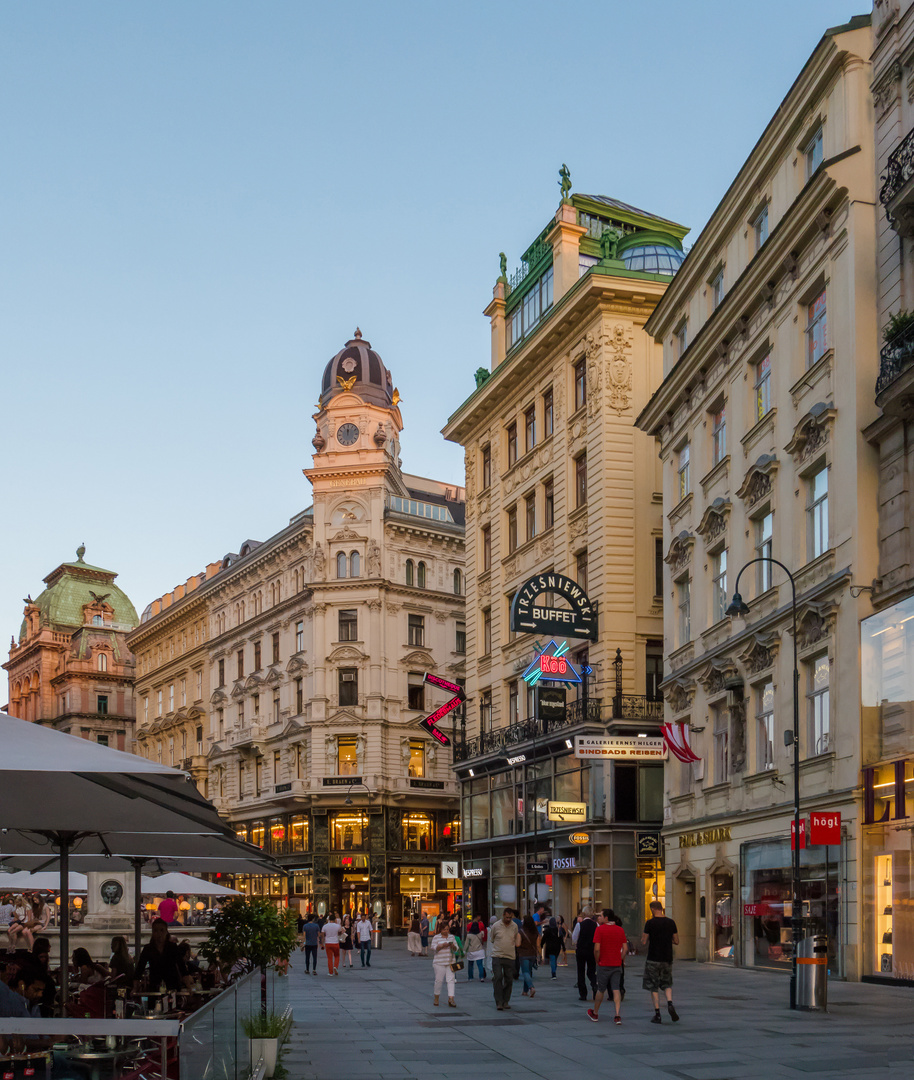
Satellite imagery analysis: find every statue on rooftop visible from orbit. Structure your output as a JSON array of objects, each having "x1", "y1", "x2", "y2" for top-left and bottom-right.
[
  {"x1": 559, "y1": 163, "x2": 572, "y2": 201},
  {"x1": 499, "y1": 252, "x2": 507, "y2": 279}
]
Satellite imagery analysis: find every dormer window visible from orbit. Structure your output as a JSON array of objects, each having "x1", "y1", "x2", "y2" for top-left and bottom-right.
[{"x1": 93, "y1": 614, "x2": 103, "y2": 626}]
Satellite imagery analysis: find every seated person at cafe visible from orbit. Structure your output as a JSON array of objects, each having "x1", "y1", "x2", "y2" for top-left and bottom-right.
[
  {"x1": 135, "y1": 917, "x2": 190, "y2": 991},
  {"x1": 72, "y1": 947, "x2": 107, "y2": 987},
  {"x1": 177, "y1": 940, "x2": 201, "y2": 974},
  {"x1": 0, "y1": 967, "x2": 50, "y2": 1054},
  {"x1": 109, "y1": 935, "x2": 135, "y2": 985}
]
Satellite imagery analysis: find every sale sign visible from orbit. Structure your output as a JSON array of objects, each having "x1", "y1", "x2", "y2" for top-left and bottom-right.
[
  {"x1": 809, "y1": 811, "x2": 841, "y2": 845},
  {"x1": 790, "y1": 818, "x2": 806, "y2": 850}
]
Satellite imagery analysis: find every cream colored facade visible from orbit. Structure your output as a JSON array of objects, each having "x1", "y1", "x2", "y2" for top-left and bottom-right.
[
  {"x1": 637, "y1": 17, "x2": 877, "y2": 978},
  {"x1": 130, "y1": 334, "x2": 465, "y2": 925},
  {"x1": 443, "y1": 192, "x2": 685, "y2": 930},
  {"x1": 858, "y1": 0, "x2": 914, "y2": 985}
]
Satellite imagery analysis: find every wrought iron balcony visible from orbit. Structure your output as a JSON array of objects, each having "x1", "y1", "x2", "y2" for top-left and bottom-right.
[
  {"x1": 881, "y1": 127, "x2": 914, "y2": 233},
  {"x1": 453, "y1": 693, "x2": 663, "y2": 765},
  {"x1": 876, "y1": 319, "x2": 914, "y2": 398}
]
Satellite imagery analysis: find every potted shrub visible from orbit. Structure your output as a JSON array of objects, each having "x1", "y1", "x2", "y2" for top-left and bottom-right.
[
  {"x1": 242, "y1": 1012, "x2": 285, "y2": 1078},
  {"x1": 883, "y1": 310, "x2": 914, "y2": 344},
  {"x1": 199, "y1": 896, "x2": 298, "y2": 1014}
]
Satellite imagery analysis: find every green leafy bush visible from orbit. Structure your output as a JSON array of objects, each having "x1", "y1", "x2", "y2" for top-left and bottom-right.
[
  {"x1": 883, "y1": 310, "x2": 914, "y2": 343},
  {"x1": 199, "y1": 897, "x2": 299, "y2": 977},
  {"x1": 242, "y1": 1012, "x2": 286, "y2": 1039}
]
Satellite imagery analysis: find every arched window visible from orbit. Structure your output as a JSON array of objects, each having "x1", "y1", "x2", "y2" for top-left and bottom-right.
[
  {"x1": 349, "y1": 551, "x2": 360, "y2": 577},
  {"x1": 406, "y1": 559, "x2": 414, "y2": 586},
  {"x1": 92, "y1": 614, "x2": 103, "y2": 626},
  {"x1": 453, "y1": 569, "x2": 463, "y2": 595},
  {"x1": 417, "y1": 562, "x2": 426, "y2": 589},
  {"x1": 337, "y1": 552, "x2": 348, "y2": 578},
  {"x1": 97, "y1": 652, "x2": 107, "y2": 672}
]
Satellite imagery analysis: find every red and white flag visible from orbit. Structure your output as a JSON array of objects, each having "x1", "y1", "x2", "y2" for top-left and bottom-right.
[{"x1": 662, "y1": 721, "x2": 700, "y2": 764}]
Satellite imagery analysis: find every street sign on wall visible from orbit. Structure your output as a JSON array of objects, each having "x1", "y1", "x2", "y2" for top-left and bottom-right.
[
  {"x1": 547, "y1": 801, "x2": 587, "y2": 822},
  {"x1": 575, "y1": 736, "x2": 667, "y2": 760}
]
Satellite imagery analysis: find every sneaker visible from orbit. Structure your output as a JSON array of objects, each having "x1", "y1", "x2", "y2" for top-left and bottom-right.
[
  {"x1": 668, "y1": 1003, "x2": 680, "y2": 1022},
  {"x1": 586, "y1": 1009, "x2": 599, "y2": 1023},
  {"x1": 614, "y1": 1016, "x2": 622, "y2": 1026},
  {"x1": 551, "y1": 974, "x2": 557, "y2": 980},
  {"x1": 651, "y1": 1013, "x2": 662, "y2": 1024}
]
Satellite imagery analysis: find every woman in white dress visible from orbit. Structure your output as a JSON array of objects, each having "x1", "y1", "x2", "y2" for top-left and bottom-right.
[{"x1": 430, "y1": 915, "x2": 458, "y2": 1007}]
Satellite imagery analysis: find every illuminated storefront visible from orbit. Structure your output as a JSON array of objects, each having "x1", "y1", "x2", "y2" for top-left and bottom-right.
[{"x1": 861, "y1": 595, "x2": 914, "y2": 984}]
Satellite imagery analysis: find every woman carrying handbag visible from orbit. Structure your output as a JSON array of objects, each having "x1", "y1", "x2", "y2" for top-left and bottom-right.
[{"x1": 430, "y1": 915, "x2": 460, "y2": 1007}]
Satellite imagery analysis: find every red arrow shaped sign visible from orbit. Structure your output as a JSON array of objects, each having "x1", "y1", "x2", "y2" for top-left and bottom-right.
[
  {"x1": 423, "y1": 672, "x2": 467, "y2": 700},
  {"x1": 418, "y1": 672, "x2": 464, "y2": 746}
]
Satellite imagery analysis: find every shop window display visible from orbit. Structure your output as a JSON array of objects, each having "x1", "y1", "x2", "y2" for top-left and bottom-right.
[
  {"x1": 403, "y1": 812, "x2": 433, "y2": 850},
  {"x1": 331, "y1": 810, "x2": 369, "y2": 850},
  {"x1": 290, "y1": 814, "x2": 309, "y2": 851}
]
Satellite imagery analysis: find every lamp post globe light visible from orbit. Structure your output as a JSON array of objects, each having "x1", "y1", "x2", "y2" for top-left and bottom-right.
[{"x1": 725, "y1": 556, "x2": 801, "y2": 1011}]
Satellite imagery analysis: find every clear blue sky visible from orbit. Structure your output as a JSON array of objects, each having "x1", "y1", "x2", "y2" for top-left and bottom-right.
[{"x1": 1, "y1": 1, "x2": 863, "y2": 645}]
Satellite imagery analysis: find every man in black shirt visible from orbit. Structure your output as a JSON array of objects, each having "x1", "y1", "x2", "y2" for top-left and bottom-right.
[
  {"x1": 135, "y1": 918, "x2": 189, "y2": 992},
  {"x1": 573, "y1": 906, "x2": 597, "y2": 1002},
  {"x1": 641, "y1": 900, "x2": 680, "y2": 1023}
]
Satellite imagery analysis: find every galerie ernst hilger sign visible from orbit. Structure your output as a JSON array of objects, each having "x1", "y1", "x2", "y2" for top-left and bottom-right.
[
  {"x1": 510, "y1": 573, "x2": 597, "y2": 641},
  {"x1": 575, "y1": 736, "x2": 667, "y2": 761}
]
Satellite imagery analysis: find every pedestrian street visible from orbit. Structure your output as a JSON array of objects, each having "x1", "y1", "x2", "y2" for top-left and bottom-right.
[{"x1": 278, "y1": 946, "x2": 914, "y2": 1080}]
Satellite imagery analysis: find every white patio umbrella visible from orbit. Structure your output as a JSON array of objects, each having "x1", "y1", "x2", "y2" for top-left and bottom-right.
[
  {"x1": 0, "y1": 870, "x2": 88, "y2": 892},
  {"x1": 0, "y1": 715, "x2": 242, "y2": 1008},
  {"x1": 139, "y1": 872, "x2": 242, "y2": 897}
]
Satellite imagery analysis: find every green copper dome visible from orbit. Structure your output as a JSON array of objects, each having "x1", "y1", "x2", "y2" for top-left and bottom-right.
[{"x1": 20, "y1": 546, "x2": 139, "y2": 641}]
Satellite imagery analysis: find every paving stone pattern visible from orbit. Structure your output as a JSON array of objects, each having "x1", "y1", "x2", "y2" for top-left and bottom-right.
[{"x1": 277, "y1": 945, "x2": 914, "y2": 1080}]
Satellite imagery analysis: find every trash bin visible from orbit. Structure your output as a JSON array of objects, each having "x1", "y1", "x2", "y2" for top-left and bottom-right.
[
  {"x1": 372, "y1": 920, "x2": 384, "y2": 949},
  {"x1": 796, "y1": 933, "x2": 828, "y2": 1011}
]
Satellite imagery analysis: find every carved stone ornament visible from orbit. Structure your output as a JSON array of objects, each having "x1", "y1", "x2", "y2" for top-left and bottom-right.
[
  {"x1": 784, "y1": 402, "x2": 835, "y2": 464},
  {"x1": 585, "y1": 331, "x2": 603, "y2": 419},
  {"x1": 368, "y1": 540, "x2": 381, "y2": 577},
  {"x1": 504, "y1": 555, "x2": 519, "y2": 580},
  {"x1": 312, "y1": 428, "x2": 326, "y2": 451},
  {"x1": 665, "y1": 679, "x2": 696, "y2": 714},
  {"x1": 795, "y1": 600, "x2": 839, "y2": 650},
  {"x1": 736, "y1": 455, "x2": 778, "y2": 508},
  {"x1": 737, "y1": 633, "x2": 780, "y2": 675},
  {"x1": 570, "y1": 512, "x2": 588, "y2": 542},
  {"x1": 664, "y1": 531, "x2": 695, "y2": 573},
  {"x1": 697, "y1": 658, "x2": 740, "y2": 697},
  {"x1": 465, "y1": 451, "x2": 475, "y2": 500},
  {"x1": 606, "y1": 323, "x2": 633, "y2": 415},
  {"x1": 696, "y1": 498, "x2": 731, "y2": 545},
  {"x1": 872, "y1": 59, "x2": 902, "y2": 116},
  {"x1": 729, "y1": 695, "x2": 747, "y2": 774},
  {"x1": 331, "y1": 526, "x2": 363, "y2": 542}
]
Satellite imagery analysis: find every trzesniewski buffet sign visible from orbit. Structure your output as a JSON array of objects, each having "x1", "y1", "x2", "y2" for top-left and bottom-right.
[
  {"x1": 574, "y1": 736, "x2": 667, "y2": 761},
  {"x1": 510, "y1": 573, "x2": 597, "y2": 641}
]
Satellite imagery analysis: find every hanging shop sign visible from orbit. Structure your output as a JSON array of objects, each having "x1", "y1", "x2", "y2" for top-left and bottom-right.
[
  {"x1": 637, "y1": 832, "x2": 661, "y2": 857},
  {"x1": 809, "y1": 811, "x2": 841, "y2": 845},
  {"x1": 527, "y1": 861, "x2": 550, "y2": 872},
  {"x1": 575, "y1": 736, "x2": 667, "y2": 760},
  {"x1": 510, "y1": 573, "x2": 597, "y2": 641},
  {"x1": 417, "y1": 673, "x2": 466, "y2": 747},
  {"x1": 547, "y1": 801, "x2": 587, "y2": 823},
  {"x1": 569, "y1": 832, "x2": 590, "y2": 845},
  {"x1": 522, "y1": 641, "x2": 582, "y2": 686},
  {"x1": 536, "y1": 685, "x2": 567, "y2": 722},
  {"x1": 440, "y1": 861, "x2": 459, "y2": 879}
]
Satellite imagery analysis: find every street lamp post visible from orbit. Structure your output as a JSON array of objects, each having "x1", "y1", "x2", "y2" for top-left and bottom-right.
[{"x1": 726, "y1": 556, "x2": 802, "y2": 1011}]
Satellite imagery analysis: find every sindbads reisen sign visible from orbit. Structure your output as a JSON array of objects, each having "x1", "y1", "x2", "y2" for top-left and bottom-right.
[
  {"x1": 547, "y1": 801, "x2": 587, "y2": 822},
  {"x1": 510, "y1": 573, "x2": 597, "y2": 641},
  {"x1": 575, "y1": 735, "x2": 667, "y2": 760}
]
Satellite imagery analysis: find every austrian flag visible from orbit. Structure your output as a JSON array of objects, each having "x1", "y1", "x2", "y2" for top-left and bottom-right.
[{"x1": 661, "y1": 721, "x2": 701, "y2": 764}]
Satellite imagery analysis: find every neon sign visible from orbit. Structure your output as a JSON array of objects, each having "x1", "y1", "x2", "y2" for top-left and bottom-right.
[
  {"x1": 522, "y1": 641, "x2": 581, "y2": 686},
  {"x1": 417, "y1": 673, "x2": 466, "y2": 746}
]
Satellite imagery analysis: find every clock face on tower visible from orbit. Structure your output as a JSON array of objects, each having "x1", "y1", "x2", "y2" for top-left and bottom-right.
[{"x1": 336, "y1": 423, "x2": 360, "y2": 446}]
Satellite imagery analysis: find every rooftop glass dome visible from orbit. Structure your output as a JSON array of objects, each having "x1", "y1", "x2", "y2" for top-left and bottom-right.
[{"x1": 621, "y1": 243, "x2": 685, "y2": 276}]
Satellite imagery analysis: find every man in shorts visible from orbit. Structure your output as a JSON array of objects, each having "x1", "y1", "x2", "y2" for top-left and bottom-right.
[
  {"x1": 587, "y1": 910, "x2": 627, "y2": 1025},
  {"x1": 641, "y1": 900, "x2": 680, "y2": 1023}
]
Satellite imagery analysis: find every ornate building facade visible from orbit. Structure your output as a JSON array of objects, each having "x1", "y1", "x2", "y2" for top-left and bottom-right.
[
  {"x1": 443, "y1": 187, "x2": 684, "y2": 931},
  {"x1": 4, "y1": 545, "x2": 138, "y2": 748},
  {"x1": 860, "y1": 0, "x2": 914, "y2": 986},
  {"x1": 637, "y1": 16, "x2": 876, "y2": 978},
  {"x1": 129, "y1": 333, "x2": 465, "y2": 925}
]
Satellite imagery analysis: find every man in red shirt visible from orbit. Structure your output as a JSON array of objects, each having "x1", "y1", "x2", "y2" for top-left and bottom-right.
[
  {"x1": 587, "y1": 908, "x2": 628, "y2": 1025},
  {"x1": 157, "y1": 891, "x2": 179, "y2": 925}
]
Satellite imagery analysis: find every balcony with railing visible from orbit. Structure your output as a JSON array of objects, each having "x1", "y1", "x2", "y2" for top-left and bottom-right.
[
  {"x1": 880, "y1": 127, "x2": 914, "y2": 236},
  {"x1": 453, "y1": 693, "x2": 663, "y2": 765},
  {"x1": 876, "y1": 318, "x2": 914, "y2": 409}
]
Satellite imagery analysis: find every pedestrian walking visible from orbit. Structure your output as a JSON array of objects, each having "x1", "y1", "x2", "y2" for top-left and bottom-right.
[
  {"x1": 489, "y1": 907, "x2": 519, "y2": 1012},
  {"x1": 407, "y1": 915, "x2": 423, "y2": 957},
  {"x1": 430, "y1": 915, "x2": 458, "y2": 1007},
  {"x1": 465, "y1": 920, "x2": 486, "y2": 981},
  {"x1": 419, "y1": 913, "x2": 430, "y2": 956},
  {"x1": 320, "y1": 913, "x2": 342, "y2": 975},
  {"x1": 301, "y1": 914, "x2": 320, "y2": 975},
  {"x1": 340, "y1": 915, "x2": 355, "y2": 968},
  {"x1": 572, "y1": 906, "x2": 598, "y2": 1002},
  {"x1": 541, "y1": 916, "x2": 562, "y2": 979},
  {"x1": 356, "y1": 911, "x2": 373, "y2": 968},
  {"x1": 485, "y1": 915, "x2": 497, "y2": 978},
  {"x1": 517, "y1": 914, "x2": 539, "y2": 998},
  {"x1": 557, "y1": 915, "x2": 569, "y2": 966},
  {"x1": 587, "y1": 909, "x2": 628, "y2": 1025},
  {"x1": 641, "y1": 900, "x2": 680, "y2": 1023}
]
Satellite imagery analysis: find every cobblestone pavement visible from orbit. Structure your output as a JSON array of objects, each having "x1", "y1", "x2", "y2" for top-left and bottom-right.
[{"x1": 278, "y1": 944, "x2": 914, "y2": 1080}]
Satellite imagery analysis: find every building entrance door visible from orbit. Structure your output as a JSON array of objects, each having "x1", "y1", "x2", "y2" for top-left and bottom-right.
[
  {"x1": 673, "y1": 875, "x2": 696, "y2": 959},
  {"x1": 331, "y1": 868, "x2": 370, "y2": 918}
]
